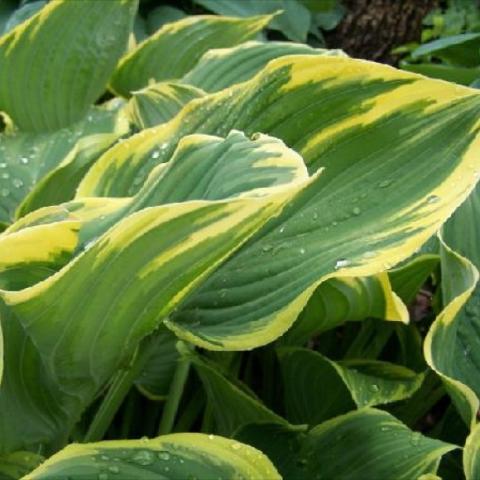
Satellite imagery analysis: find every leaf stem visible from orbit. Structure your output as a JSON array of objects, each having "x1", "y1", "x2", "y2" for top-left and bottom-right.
[{"x1": 158, "y1": 341, "x2": 191, "y2": 435}]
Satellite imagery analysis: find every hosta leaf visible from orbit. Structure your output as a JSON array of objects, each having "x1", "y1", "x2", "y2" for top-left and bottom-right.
[
  {"x1": 0, "y1": 104, "x2": 128, "y2": 226},
  {"x1": 299, "y1": 409, "x2": 455, "y2": 480},
  {"x1": 281, "y1": 272, "x2": 408, "y2": 345},
  {"x1": 182, "y1": 40, "x2": 345, "y2": 93},
  {"x1": 425, "y1": 182, "x2": 480, "y2": 427},
  {"x1": 0, "y1": 0, "x2": 137, "y2": 132},
  {"x1": 86, "y1": 55, "x2": 480, "y2": 350},
  {"x1": 3, "y1": 1, "x2": 46, "y2": 34},
  {"x1": 424, "y1": 238, "x2": 479, "y2": 427},
  {"x1": 78, "y1": 129, "x2": 306, "y2": 200},
  {"x1": 235, "y1": 409, "x2": 455, "y2": 480},
  {"x1": 146, "y1": 6, "x2": 186, "y2": 35},
  {"x1": 464, "y1": 422, "x2": 480, "y2": 480},
  {"x1": 278, "y1": 347, "x2": 424, "y2": 424},
  {"x1": 134, "y1": 327, "x2": 179, "y2": 400},
  {"x1": 110, "y1": 14, "x2": 273, "y2": 96},
  {"x1": 16, "y1": 133, "x2": 120, "y2": 218},
  {"x1": 24, "y1": 434, "x2": 280, "y2": 480},
  {"x1": 0, "y1": 133, "x2": 307, "y2": 452},
  {"x1": 191, "y1": 354, "x2": 287, "y2": 435},
  {"x1": 127, "y1": 82, "x2": 205, "y2": 129},
  {"x1": 195, "y1": 0, "x2": 312, "y2": 42},
  {"x1": 0, "y1": 451, "x2": 43, "y2": 480}
]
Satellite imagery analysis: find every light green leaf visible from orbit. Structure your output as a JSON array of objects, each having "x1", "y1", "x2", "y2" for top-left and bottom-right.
[
  {"x1": 182, "y1": 40, "x2": 345, "y2": 93},
  {"x1": 191, "y1": 354, "x2": 287, "y2": 436},
  {"x1": 0, "y1": 105, "x2": 128, "y2": 225},
  {"x1": 300, "y1": 408, "x2": 455, "y2": 480},
  {"x1": 278, "y1": 347, "x2": 424, "y2": 424},
  {"x1": 281, "y1": 272, "x2": 408, "y2": 345},
  {"x1": 23, "y1": 434, "x2": 280, "y2": 480},
  {"x1": 127, "y1": 82, "x2": 205, "y2": 129},
  {"x1": 195, "y1": 0, "x2": 312, "y2": 42},
  {"x1": 0, "y1": 0, "x2": 137, "y2": 132},
  {"x1": 0, "y1": 451, "x2": 43, "y2": 480},
  {"x1": 464, "y1": 422, "x2": 480, "y2": 480},
  {"x1": 110, "y1": 14, "x2": 273, "y2": 97}
]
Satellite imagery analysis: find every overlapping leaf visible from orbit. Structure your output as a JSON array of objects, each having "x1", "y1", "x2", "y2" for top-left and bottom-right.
[
  {"x1": 0, "y1": 0, "x2": 137, "y2": 131},
  {"x1": 0, "y1": 131, "x2": 307, "y2": 452},
  {"x1": 110, "y1": 14, "x2": 273, "y2": 96}
]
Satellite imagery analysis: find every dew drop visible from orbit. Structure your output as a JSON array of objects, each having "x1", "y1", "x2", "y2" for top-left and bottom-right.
[
  {"x1": 312, "y1": 211, "x2": 318, "y2": 220},
  {"x1": 100, "y1": 455, "x2": 109, "y2": 461},
  {"x1": 1, "y1": 172, "x2": 9, "y2": 179},
  {"x1": 108, "y1": 465, "x2": 120, "y2": 474},
  {"x1": 279, "y1": 226, "x2": 285, "y2": 234},
  {"x1": 0, "y1": 162, "x2": 6, "y2": 168},
  {"x1": 13, "y1": 178, "x2": 24, "y2": 188},
  {"x1": 20, "y1": 157, "x2": 29, "y2": 165},
  {"x1": 370, "y1": 384, "x2": 379, "y2": 392},
  {"x1": 363, "y1": 251, "x2": 376, "y2": 259},
  {"x1": 262, "y1": 244, "x2": 273, "y2": 253},
  {"x1": 231, "y1": 442, "x2": 242, "y2": 451},
  {"x1": 427, "y1": 195, "x2": 440, "y2": 204},
  {"x1": 131, "y1": 450, "x2": 155, "y2": 466},
  {"x1": 1, "y1": 188, "x2": 9, "y2": 197},
  {"x1": 158, "y1": 451, "x2": 170, "y2": 461},
  {"x1": 151, "y1": 150, "x2": 160, "y2": 159},
  {"x1": 299, "y1": 247, "x2": 306, "y2": 255},
  {"x1": 352, "y1": 207, "x2": 361, "y2": 216},
  {"x1": 208, "y1": 434, "x2": 215, "y2": 440},
  {"x1": 379, "y1": 180, "x2": 391, "y2": 188},
  {"x1": 334, "y1": 258, "x2": 350, "y2": 270}
]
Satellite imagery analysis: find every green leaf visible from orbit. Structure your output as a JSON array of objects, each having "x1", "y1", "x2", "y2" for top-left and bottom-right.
[
  {"x1": 127, "y1": 82, "x2": 205, "y2": 129},
  {"x1": 110, "y1": 14, "x2": 273, "y2": 97},
  {"x1": 236, "y1": 409, "x2": 456, "y2": 480},
  {"x1": 195, "y1": 0, "x2": 312, "y2": 42},
  {"x1": 146, "y1": 5, "x2": 186, "y2": 35},
  {"x1": 401, "y1": 61, "x2": 480, "y2": 86},
  {"x1": 87, "y1": 55, "x2": 480, "y2": 351},
  {"x1": 278, "y1": 347, "x2": 424, "y2": 424},
  {"x1": 183, "y1": 40, "x2": 345, "y2": 93},
  {"x1": 0, "y1": 131, "x2": 306, "y2": 452},
  {"x1": 191, "y1": 354, "x2": 287, "y2": 436},
  {"x1": 0, "y1": 105, "x2": 128, "y2": 225},
  {"x1": 411, "y1": 33, "x2": 480, "y2": 67},
  {"x1": 424, "y1": 237, "x2": 479, "y2": 427},
  {"x1": 300, "y1": 409, "x2": 455, "y2": 480},
  {"x1": 134, "y1": 327, "x2": 179, "y2": 400},
  {"x1": 23, "y1": 433, "x2": 280, "y2": 480},
  {"x1": 464, "y1": 422, "x2": 480, "y2": 480},
  {"x1": 280, "y1": 273, "x2": 408, "y2": 346},
  {"x1": 0, "y1": 0, "x2": 137, "y2": 132},
  {"x1": 0, "y1": 451, "x2": 43, "y2": 480},
  {"x1": 3, "y1": 1, "x2": 46, "y2": 34}
]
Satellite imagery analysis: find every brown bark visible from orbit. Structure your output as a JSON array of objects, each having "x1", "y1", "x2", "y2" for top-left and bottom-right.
[{"x1": 325, "y1": 0, "x2": 439, "y2": 64}]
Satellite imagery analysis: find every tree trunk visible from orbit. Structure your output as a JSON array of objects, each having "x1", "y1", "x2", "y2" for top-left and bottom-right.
[{"x1": 325, "y1": 0, "x2": 439, "y2": 64}]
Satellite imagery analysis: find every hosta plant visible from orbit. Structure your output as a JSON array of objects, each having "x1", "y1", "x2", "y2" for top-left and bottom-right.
[{"x1": 1, "y1": 1, "x2": 480, "y2": 479}]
